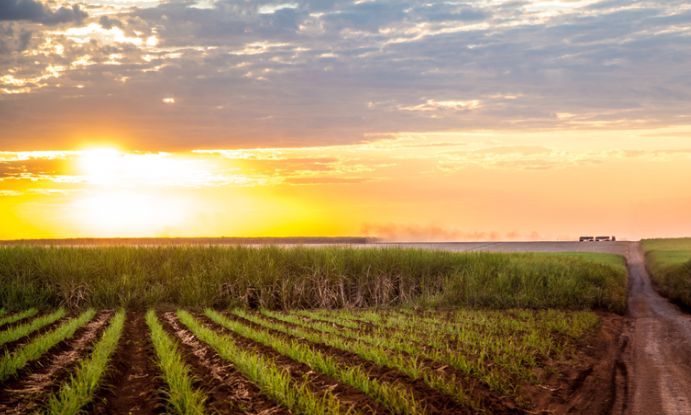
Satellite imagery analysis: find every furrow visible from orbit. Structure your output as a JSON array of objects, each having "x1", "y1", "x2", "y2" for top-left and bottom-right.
[
  {"x1": 160, "y1": 311, "x2": 291, "y2": 415},
  {"x1": 0, "y1": 311, "x2": 113, "y2": 414},
  {"x1": 204, "y1": 309, "x2": 406, "y2": 415},
  {"x1": 0, "y1": 309, "x2": 39, "y2": 331},
  {"x1": 146, "y1": 309, "x2": 208, "y2": 415},
  {"x1": 177, "y1": 310, "x2": 347, "y2": 415},
  {"x1": 45, "y1": 310, "x2": 126, "y2": 414},
  {"x1": 89, "y1": 312, "x2": 165, "y2": 415},
  {"x1": 1, "y1": 309, "x2": 67, "y2": 349},
  {"x1": 230, "y1": 310, "x2": 491, "y2": 415},
  {"x1": 295, "y1": 310, "x2": 541, "y2": 384},
  {"x1": 0, "y1": 309, "x2": 97, "y2": 382}
]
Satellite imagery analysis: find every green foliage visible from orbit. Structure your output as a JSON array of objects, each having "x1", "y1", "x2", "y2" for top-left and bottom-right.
[
  {"x1": 642, "y1": 238, "x2": 691, "y2": 308},
  {"x1": 0, "y1": 308, "x2": 37, "y2": 327},
  {"x1": 1, "y1": 308, "x2": 65, "y2": 347},
  {"x1": 287, "y1": 308, "x2": 598, "y2": 408},
  {"x1": 146, "y1": 310, "x2": 208, "y2": 415},
  {"x1": 541, "y1": 253, "x2": 627, "y2": 274},
  {"x1": 0, "y1": 309, "x2": 95, "y2": 381},
  {"x1": 178, "y1": 310, "x2": 345, "y2": 415},
  {"x1": 205, "y1": 309, "x2": 429, "y2": 415},
  {"x1": 0, "y1": 245, "x2": 626, "y2": 312},
  {"x1": 45, "y1": 310, "x2": 126, "y2": 414}
]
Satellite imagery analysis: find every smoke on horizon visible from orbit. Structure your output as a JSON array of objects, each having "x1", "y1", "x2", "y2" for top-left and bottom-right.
[{"x1": 360, "y1": 223, "x2": 545, "y2": 242}]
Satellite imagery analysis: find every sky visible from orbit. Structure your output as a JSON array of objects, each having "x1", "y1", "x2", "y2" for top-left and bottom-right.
[{"x1": 1, "y1": 0, "x2": 690, "y2": 241}]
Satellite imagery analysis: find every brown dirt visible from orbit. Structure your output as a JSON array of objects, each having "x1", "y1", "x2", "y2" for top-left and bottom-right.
[
  {"x1": 1, "y1": 315, "x2": 70, "y2": 355},
  {"x1": 159, "y1": 311, "x2": 291, "y2": 415},
  {"x1": 616, "y1": 244, "x2": 691, "y2": 414},
  {"x1": 221, "y1": 311, "x2": 497, "y2": 415},
  {"x1": 0, "y1": 311, "x2": 112, "y2": 414},
  {"x1": 195, "y1": 311, "x2": 392, "y2": 415},
  {"x1": 524, "y1": 312, "x2": 630, "y2": 414},
  {"x1": 89, "y1": 312, "x2": 165, "y2": 415},
  {"x1": 291, "y1": 304, "x2": 634, "y2": 415}
]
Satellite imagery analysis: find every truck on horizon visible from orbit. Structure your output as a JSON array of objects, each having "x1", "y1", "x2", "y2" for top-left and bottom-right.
[{"x1": 579, "y1": 236, "x2": 616, "y2": 241}]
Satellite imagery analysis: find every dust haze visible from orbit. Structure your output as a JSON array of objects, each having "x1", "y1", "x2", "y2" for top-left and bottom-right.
[{"x1": 360, "y1": 223, "x2": 545, "y2": 242}]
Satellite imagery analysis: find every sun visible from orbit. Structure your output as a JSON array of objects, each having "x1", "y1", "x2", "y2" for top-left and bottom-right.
[{"x1": 79, "y1": 148, "x2": 121, "y2": 176}]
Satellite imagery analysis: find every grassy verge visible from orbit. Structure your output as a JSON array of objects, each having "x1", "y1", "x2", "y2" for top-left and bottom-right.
[
  {"x1": 0, "y1": 309, "x2": 96, "y2": 381},
  {"x1": 45, "y1": 310, "x2": 126, "y2": 414},
  {"x1": 642, "y1": 238, "x2": 691, "y2": 308},
  {"x1": 177, "y1": 310, "x2": 346, "y2": 415},
  {"x1": 204, "y1": 309, "x2": 429, "y2": 415},
  {"x1": 1, "y1": 308, "x2": 65, "y2": 347},
  {"x1": 1, "y1": 245, "x2": 626, "y2": 312},
  {"x1": 145, "y1": 310, "x2": 208, "y2": 415},
  {"x1": 0, "y1": 308, "x2": 38, "y2": 327}
]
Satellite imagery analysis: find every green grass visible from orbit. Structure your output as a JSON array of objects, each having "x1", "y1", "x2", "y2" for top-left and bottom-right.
[
  {"x1": 642, "y1": 238, "x2": 691, "y2": 308},
  {"x1": 0, "y1": 245, "x2": 627, "y2": 312},
  {"x1": 1, "y1": 308, "x2": 66, "y2": 347},
  {"x1": 289, "y1": 308, "x2": 598, "y2": 408},
  {"x1": 242, "y1": 308, "x2": 500, "y2": 407},
  {"x1": 205, "y1": 309, "x2": 430, "y2": 415},
  {"x1": 0, "y1": 308, "x2": 38, "y2": 327},
  {"x1": 0, "y1": 309, "x2": 96, "y2": 381},
  {"x1": 146, "y1": 310, "x2": 208, "y2": 415},
  {"x1": 45, "y1": 310, "x2": 126, "y2": 414},
  {"x1": 177, "y1": 310, "x2": 345, "y2": 415}
]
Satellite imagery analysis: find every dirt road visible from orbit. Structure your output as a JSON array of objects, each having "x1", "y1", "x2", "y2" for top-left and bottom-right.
[
  {"x1": 623, "y1": 244, "x2": 691, "y2": 414},
  {"x1": 380, "y1": 241, "x2": 691, "y2": 414}
]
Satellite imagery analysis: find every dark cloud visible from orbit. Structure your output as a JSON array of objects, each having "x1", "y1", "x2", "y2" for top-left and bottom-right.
[
  {"x1": 0, "y1": 0, "x2": 690, "y2": 150},
  {"x1": 98, "y1": 15, "x2": 122, "y2": 30},
  {"x1": 0, "y1": 0, "x2": 87, "y2": 25}
]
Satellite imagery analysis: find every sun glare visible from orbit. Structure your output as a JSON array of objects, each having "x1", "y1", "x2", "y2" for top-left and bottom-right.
[
  {"x1": 82, "y1": 194, "x2": 155, "y2": 227},
  {"x1": 79, "y1": 148, "x2": 121, "y2": 176},
  {"x1": 75, "y1": 193, "x2": 189, "y2": 235}
]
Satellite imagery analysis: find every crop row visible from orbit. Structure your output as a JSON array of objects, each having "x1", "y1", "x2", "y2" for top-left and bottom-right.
[{"x1": 0, "y1": 307, "x2": 601, "y2": 414}]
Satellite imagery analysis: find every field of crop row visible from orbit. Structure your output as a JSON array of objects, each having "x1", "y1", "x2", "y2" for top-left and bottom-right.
[
  {"x1": 0, "y1": 245, "x2": 627, "y2": 313},
  {"x1": 0, "y1": 306, "x2": 603, "y2": 414}
]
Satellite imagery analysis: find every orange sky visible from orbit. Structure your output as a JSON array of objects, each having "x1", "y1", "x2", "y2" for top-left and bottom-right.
[
  {"x1": 2, "y1": 128, "x2": 691, "y2": 241},
  {"x1": 2, "y1": 0, "x2": 691, "y2": 240}
]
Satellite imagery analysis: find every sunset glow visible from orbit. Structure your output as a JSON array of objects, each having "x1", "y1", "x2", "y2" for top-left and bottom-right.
[{"x1": 2, "y1": 0, "x2": 690, "y2": 241}]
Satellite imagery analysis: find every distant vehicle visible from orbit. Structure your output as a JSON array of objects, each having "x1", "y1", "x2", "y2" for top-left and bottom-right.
[
  {"x1": 596, "y1": 236, "x2": 611, "y2": 241},
  {"x1": 579, "y1": 236, "x2": 595, "y2": 241}
]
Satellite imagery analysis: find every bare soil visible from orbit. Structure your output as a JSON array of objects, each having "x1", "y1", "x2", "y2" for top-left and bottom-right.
[
  {"x1": 89, "y1": 312, "x2": 165, "y2": 415},
  {"x1": 0, "y1": 311, "x2": 42, "y2": 332},
  {"x1": 195, "y1": 311, "x2": 392, "y2": 415},
  {"x1": 160, "y1": 311, "x2": 291, "y2": 415},
  {"x1": 224, "y1": 311, "x2": 491, "y2": 415},
  {"x1": 1, "y1": 315, "x2": 71, "y2": 355},
  {"x1": 0, "y1": 311, "x2": 111, "y2": 414}
]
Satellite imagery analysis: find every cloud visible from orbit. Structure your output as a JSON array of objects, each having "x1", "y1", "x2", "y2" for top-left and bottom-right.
[
  {"x1": 1, "y1": 0, "x2": 691, "y2": 149},
  {"x1": 0, "y1": 0, "x2": 87, "y2": 25}
]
